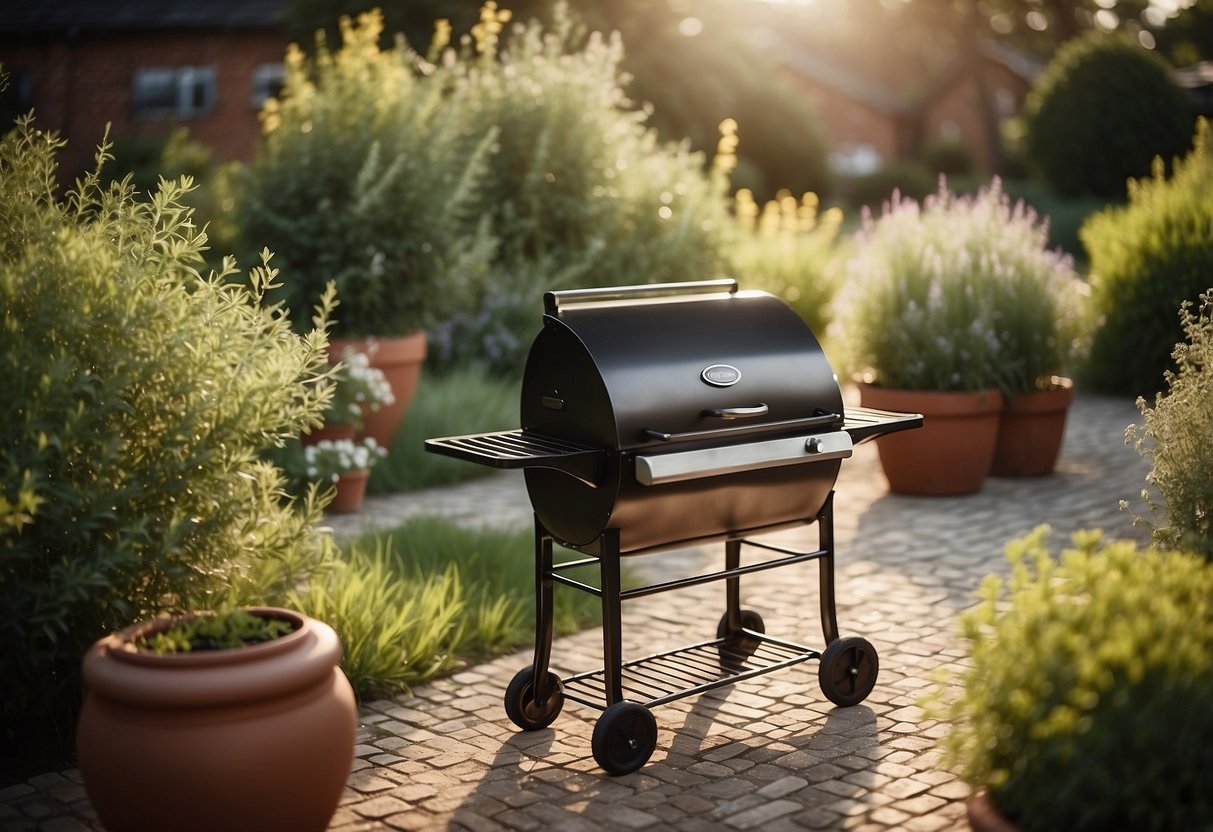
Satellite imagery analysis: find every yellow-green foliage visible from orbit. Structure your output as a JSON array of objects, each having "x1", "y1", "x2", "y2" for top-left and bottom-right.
[
  {"x1": 1127, "y1": 290, "x2": 1213, "y2": 560},
  {"x1": 135, "y1": 609, "x2": 295, "y2": 654},
  {"x1": 930, "y1": 527, "x2": 1213, "y2": 831},
  {"x1": 0, "y1": 118, "x2": 336, "y2": 739},
  {"x1": 730, "y1": 184, "x2": 842, "y2": 338},
  {"x1": 241, "y1": 9, "x2": 497, "y2": 337},
  {"x1": 1082, "y1": 118, "x2": 1213, "y2": 397}
]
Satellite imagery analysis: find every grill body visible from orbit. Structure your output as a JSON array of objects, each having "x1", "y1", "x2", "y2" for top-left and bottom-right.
[
  {"x1": 425, "y1": 280, "x2": 923, "y2": 776},
  {"x1": 519, "y1": 289, "x2": 844, "y2": 551}
]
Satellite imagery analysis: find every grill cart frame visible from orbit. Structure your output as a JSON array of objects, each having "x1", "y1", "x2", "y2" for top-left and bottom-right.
[{"x1": 425, "y1": 280, "x2": 921, "y2": 775}]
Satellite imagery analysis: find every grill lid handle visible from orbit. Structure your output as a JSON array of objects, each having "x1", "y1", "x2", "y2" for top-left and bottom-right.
[
  {"x1": 702, "y1": 404, "x2": 769, "y2": 420},
  {"x1": 544, "y1": 279, "x2": 738, "y2": 315}
]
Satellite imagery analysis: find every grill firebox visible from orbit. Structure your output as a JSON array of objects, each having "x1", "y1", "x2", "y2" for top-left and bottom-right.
[{"x1": 425, "y1": 280, "x2": 922, "y2": 774}]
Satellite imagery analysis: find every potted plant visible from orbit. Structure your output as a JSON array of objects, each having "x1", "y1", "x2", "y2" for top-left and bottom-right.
[
  {"x1": 303, "y1": 347, "x2": 395, "y2": 445},
  {"x1": 240, "y1": 10, "x2": 497, "y2": 447},
  {"x1": 77, "y1": 607, "x2": 357, "y2": 832},
  {"x1": 304, "y1": 436, "x2": 388, "y2": 513},
  {"x1": 925, "y1": 527, "x2": 1213, "y2": 831},
  {"x1": 835, "y1": 181, "x2": 1006, "y2": 494}
]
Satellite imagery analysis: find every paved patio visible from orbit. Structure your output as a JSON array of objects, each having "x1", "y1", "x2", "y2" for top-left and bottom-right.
[{"x1": 2, "y1": 392, "x2": 1150, "y2": 831}]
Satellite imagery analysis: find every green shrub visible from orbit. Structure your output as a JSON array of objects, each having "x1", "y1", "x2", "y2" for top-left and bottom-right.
[
  {"x1": 1126, "y1": 290, "x2": 1213, "y2": 560},
  {"x1": 1022, "y1": 32, "x2": 1194, "y2": 199},
  {"x1": 922, "y1": 137, "x2": 974, "y2": 178},
  {"x1": 240, "y1": 10, "x2": 497, "y2": 337},
  {"x1": 427, "y1": 5, "x2": 733, "y2": 369},
  {"x1": 835, "y1": 179, "x2": 1086, "y2": 393},
  {"x1": 0, "y1": 118, "x2": 335, "y2": 745},
  {"x1": 1081, "y1": 118, "x2": 1213, "y2": 396},
  {"x1": 135, "y1": 609, "x2": 295, "y2": 655},
  {"x1": 841, "y1": 161, "x2": 936, "y2": 214},
  {"x1": 729, "y1": 188, "x2": 842, "y2": 338},
  {"x1": 928, "y1": 527, "x2": 1213, "y2": 832}
]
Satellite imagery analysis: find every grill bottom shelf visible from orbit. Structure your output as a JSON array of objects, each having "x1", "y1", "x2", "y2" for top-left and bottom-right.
[{"x1": 560, "y1": 632, "x2": 820, "y2": 710}]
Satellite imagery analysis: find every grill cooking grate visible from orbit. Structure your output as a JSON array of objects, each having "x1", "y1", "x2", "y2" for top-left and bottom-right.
[{"x1": 425, "y1": 430, "x2": 606, "y2": 486}]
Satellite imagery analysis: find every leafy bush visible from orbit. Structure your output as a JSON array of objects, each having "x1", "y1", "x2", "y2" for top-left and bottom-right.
[
  {"x1": 1126, "y1": 290, "x2": 1213, "y2": 560},
  {"x1": 240, "y1": 10, "x2": 497, "y2": 337},
  {"x1": 835, "y1": 179, "x2": 1086, "y2": 393},
  {"x1": 729, "y1": 188, "x2": 842, "y2": 338},
  {"x1": 840, "y1": 162, "x2": 936, "y2": 214},
  {"x1": 0, "y1": 119, "x2": 336, "y2": 743},
  {"x1": 1022, "y1": 32, "x2": 1194, "y2": 199},
  {"x1": 135, "y1": 609, "x2": 295, "y2": 655},
  {"x1": 426, "y1": 5, "x2": 733, "y2": 369},
  {"x1": 1081, "y1": 118, "x2": 1213, "y2": 396},
  {"x1": 928, "y1": 527, "x2": 1213, "y2": 832}
]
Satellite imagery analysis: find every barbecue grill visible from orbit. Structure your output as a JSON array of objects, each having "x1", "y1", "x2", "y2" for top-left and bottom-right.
[{"x1": 426, "y1": 279, "x2": 921, "y2": 774}]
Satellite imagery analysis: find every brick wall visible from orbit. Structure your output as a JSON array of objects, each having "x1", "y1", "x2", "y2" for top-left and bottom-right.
[{"x1": 2, "y1": 27, "x2": 288, "y2": 179}]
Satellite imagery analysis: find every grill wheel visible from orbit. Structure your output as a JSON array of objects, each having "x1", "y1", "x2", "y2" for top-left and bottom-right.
[
  {"x1": 715, "y1": 609, "x2": 765, "y2": 653},
  {"x1": 818, "y1": 635, "x2": 879, "y2": 707},
  {"x1": 504, "y1": 667, "x2": 564, "y2": 730},
  {"x1": 592, "y1": 701, "x2": 658, "y2": 776}
]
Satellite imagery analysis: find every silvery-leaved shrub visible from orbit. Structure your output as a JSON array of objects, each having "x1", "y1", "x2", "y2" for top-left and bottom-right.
[
  {"x1": 0, "y1": 117, "x2": 336, "y2": 749},
  {"x1": 1126, "y1": 289, "x2": 1213, "y2": 560},
  {"x1": 927, "y1": 527, "x2": 1213, "y2": 832},
  {"x1": 835, "y1": 179, "x2": 1086, "y2": 393}
]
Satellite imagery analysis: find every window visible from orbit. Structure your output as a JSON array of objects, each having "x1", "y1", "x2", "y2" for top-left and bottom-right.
[
  {"x1": 0, "y1": 68, "x2": 33, "y2": 129},
  {"x1": 251, "y1": 63, "x2": 285, "y2": 109},
  {"x1": 132, "y1": 66, "x2": 217, "y2": 120}
]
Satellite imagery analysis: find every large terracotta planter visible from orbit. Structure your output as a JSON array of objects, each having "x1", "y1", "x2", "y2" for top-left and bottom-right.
[
  {"x1": 329, "y1": 332, "x2": 426, "y2": 449},
  {"x1": 967, "y1": 791, "x2": 1022, "y2": 832},
  {"x1": 858, "y1": 383, "x2": 1004, "y2": 496},
  {"x1": 990, "y1": 377, "x2": 1074, "y2": 477},
  {"x1": 77, "y1": 607, "x2": 356, "y2": 832},
  {"x1": 329, "y1": 468, "x2": 370, "y2": 513}
]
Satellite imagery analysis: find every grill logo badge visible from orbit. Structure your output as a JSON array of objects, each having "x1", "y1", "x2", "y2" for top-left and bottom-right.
[{"x1": 701, "y1": 364, "x2": 741, "y2": 387}]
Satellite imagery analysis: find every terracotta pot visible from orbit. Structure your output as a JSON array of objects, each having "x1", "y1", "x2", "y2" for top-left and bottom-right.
[
  {"x1": 858, "y1": 383, "x2": 1004, "y2": 496},
  {"x1": 967, "y1": 791, "x2": 1022, "y2": 832},
  {"x1": 990, "y1": 377, "x2": 1074, "y2": 477},
  {"x1": 301, "y1": 421, "x2": 356, "y2": 446},
  {"x1": 329, "y1": 332, "x2": 426, "y2": 449},
  {"x1": 77, "y1": 608, "x2": 356, "y2": 832},
  {"x1": 329, "y1": 469, "x2": 370, "y2": 513}
]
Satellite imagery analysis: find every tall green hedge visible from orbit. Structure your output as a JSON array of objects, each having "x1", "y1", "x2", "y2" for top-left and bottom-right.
[
  {"x1": 1081, "y1": 118, "x2": 1213, "y2": 396},
  {"x1": 1022, "y1": 32, "x2": 1193, "y2": 199},
  {"x1": 0, "y1": 118, "x2": 335, "y2": 746}
]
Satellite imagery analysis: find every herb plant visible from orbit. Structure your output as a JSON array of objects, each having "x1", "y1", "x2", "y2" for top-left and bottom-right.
[
  {"x1": 0, "y1": 118, "x2": 335, "y2": 744},
  {"x1": 929, "y1": 526, "x2": 1213, "y2": 832},
  {"x1": 1126, "y1": 289, "x2": 1213, "y2": 560},
  {"x1": 135, "y1": 609, "x2": 296, "y2": 655},
  {"x1": 835, "y1": 179, "x2": 1085, "y2": 393}
]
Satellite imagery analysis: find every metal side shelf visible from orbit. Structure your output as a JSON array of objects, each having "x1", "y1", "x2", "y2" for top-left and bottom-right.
[{"x1": 559, "y1": 632, "x2": 821, "y2": 711}]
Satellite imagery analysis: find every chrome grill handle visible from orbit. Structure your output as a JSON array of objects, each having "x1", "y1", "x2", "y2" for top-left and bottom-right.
[{"x1": 703, "y1": 404, "x2": 768, "y2": 420}]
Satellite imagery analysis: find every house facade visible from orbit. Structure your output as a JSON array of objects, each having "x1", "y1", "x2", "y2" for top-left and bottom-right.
[{"x1": 0, "y1": 1, "x2": 290, "y2": 180}]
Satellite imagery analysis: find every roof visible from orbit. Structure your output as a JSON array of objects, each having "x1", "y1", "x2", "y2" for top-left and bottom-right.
[{"x1": 0, "y1": 0, "x2": 290, "y2": 34}]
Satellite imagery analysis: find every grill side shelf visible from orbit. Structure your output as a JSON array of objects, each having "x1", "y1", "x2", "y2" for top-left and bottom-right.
[
  {"x1": 424, "y1": 430, "x2": 607, "y2": 487},
  {"x1": 843, "y1": 406, "x2": 924, "y2": 445}
]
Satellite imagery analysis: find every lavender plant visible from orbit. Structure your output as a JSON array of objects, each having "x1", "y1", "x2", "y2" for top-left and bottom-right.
[{"x1": 835, "y1": 179, "x2": 1086, "y2": 393}]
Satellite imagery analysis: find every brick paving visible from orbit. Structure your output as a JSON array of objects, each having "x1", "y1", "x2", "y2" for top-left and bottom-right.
[{"x1": 2, "y1": 391, "x2": 1150, "y2": 831}]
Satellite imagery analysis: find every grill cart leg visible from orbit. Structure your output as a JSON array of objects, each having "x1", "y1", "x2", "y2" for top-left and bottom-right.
[
  {"x1": 504, "y1": 519, "x2": 564, "y2": 731},
  {"x1": 599, "y1": 528, "x2": 624, "y2": 706},
  {"x1": 817, "y1": 493, "x2": 841, "y2": 646},
  {"x1": 716, "y1": 539, "x2": 765, "y2": 652}
]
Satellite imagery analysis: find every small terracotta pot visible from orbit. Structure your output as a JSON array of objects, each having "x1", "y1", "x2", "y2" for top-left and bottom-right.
[
  {"x1": 990, "y1": 377, "x2": 1074, "y2": 477},
  {"x1": 858, "y1": 383, "x2": 1004, "y2": 496},
  {"x1": 329, "y1": 469, "x2": 370, "y2": 513},
  {"x1": 301, "y1": 421, "x2": 357, "y2": 446},
  {"x1": 967, "y1": 790, "x2": 1022, "y2": 832},
  {"x1": 329, "y1": 332, "x2": 426, "y2": 449},
  {"x1": 77, "y1": 608, "x2": 356, "y2": 832}
]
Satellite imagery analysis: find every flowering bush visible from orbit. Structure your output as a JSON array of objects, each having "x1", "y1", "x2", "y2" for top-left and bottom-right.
[
  {"x1": 325, "y1": 348, "x2": 394, "y2": 428},
  {"x1": 304, "y1": 438, "x2": 388, "y2": 482},
  {"x1": 834, "y1": 179, "x2": 1086, "y2": 393}
]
